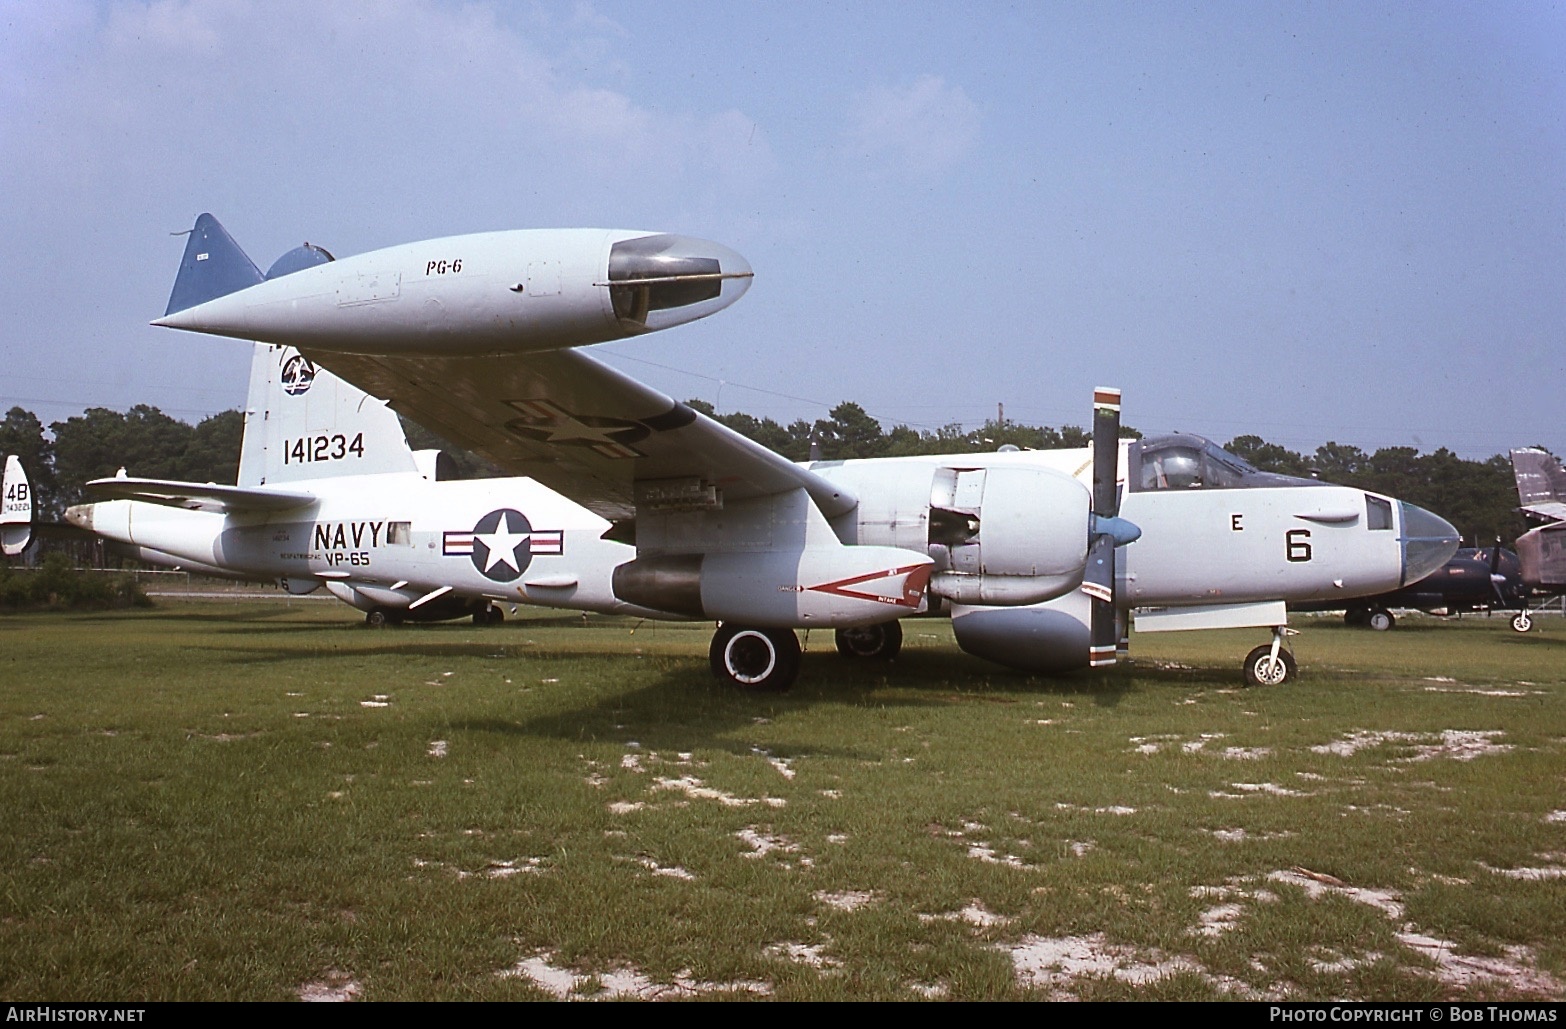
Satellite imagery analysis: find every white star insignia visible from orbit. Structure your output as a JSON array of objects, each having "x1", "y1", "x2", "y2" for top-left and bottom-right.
[{"x1": 476, "y1": 520, "x2": 530, "y2": 573}]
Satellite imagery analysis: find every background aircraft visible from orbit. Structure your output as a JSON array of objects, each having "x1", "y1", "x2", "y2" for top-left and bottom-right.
[
  {"x1": 1289, "y1": 544, "x2": 1526, "y2": 631},
  {"x1": 1509, "y1": 448, "x2": 1566, "y2": 632},
  {"x1": 152, "y1": 215, "x2": 1458, "y2": 688},
  {"x1": 65, "y1": 341, "x2": 658, "y2": 626},
  {"x1": 2, "y1": 455, "x2": 32, "y2": 557}
]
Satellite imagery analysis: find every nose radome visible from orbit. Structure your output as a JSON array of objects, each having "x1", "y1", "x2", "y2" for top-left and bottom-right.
[{"x1": 1399, "y1": 502, "x2": 1461, "y2": 586}]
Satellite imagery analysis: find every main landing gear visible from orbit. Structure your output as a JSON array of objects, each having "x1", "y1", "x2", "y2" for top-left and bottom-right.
[
  {"x1": 833, "y1": 620, "x2": 903, "y2": 660},
  {"x1": 1243, "y1": 626, "x2": 1299, "y2": 686},
  {"x1": 1512, "y1": 610, "x2": 1533, "y2": 633},
  {"x1": 708, "y1": 619, "x2": 907, "y2": 691},
  {"x1": 473, "y1": 604, "x2": 506, "y2": 626},
  {"x1": 709, "y1": 624, "x2": 801, "y2": 692},
  {"x1": 365, "y1": 608, "x2": 404, "y2": 628}
]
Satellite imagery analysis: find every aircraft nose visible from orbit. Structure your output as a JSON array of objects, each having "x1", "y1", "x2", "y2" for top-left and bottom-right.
[
  {"x1": 607, "y1": 233, "x2": 753, "y2": 333},
  {"x1": 1399, "y1": 501, "x2": 1460, "y2": 586}
]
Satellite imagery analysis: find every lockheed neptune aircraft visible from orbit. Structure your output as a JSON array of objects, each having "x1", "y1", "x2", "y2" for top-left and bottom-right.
[
  {"x1": 148, "y1": 214, "x2": 1458, "y2": 688},
  {"x1": 1509, "y1": 447, "x2": 1566, "y2": 632}
]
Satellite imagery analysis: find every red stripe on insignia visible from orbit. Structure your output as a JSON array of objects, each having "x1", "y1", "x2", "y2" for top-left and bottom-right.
[{"x1": 529, "y1": 530, "x2": 564, "y2": 555}]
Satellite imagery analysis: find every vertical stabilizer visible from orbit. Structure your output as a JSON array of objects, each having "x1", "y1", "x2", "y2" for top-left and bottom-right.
[
  {"x1": 1511, "y1": 448, "x2": 1566, "y2": 523},
  {"x1": 238, "y1": 343, "x2": 420, "y2": 486},
  {"x1": 2, "y1": 455, "x2": 34, "y2": 556}
]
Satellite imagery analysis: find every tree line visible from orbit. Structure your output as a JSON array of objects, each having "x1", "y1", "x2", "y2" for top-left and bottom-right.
[{"x1": 1, "y1": 400, "x2": 1538, "y2": 548}]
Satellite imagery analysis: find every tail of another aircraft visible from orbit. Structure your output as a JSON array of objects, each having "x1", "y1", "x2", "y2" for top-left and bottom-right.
[
  {"x1": 238, "y1": 343, "x2": 420, "y2": 486},
  {"x1": 2, "y1": 455, "x2": 34, "y2": 556},
  {"x1": 1511, "y1": 448, "x2": 1566, "y2": 519}
]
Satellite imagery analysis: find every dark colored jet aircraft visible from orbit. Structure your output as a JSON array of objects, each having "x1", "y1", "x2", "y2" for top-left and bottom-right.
[{"x1": 1292, "y1": 545, "x2": 1526, "y2": 631}]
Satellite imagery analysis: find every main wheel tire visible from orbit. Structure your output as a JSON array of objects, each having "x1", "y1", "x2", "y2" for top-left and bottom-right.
[
  {"x1": 834, "y1": 620, "x2": 904, "y2": 660},
  {"x1": 366, "y1": 609, "x2": 390, "y2": 628},
  {"x1": 1344, "y1": 608, "x2": 1369, "y2": 628},
  {"x1": 473, "y1": 606, "x2": 506, "y2": 626},
  {"x1": 1367, "y1": 609, "x2": 1395, "y2": 632},
  {"x1": 1243, "y1": 645, "x2": 1297, "y2": 687},
  {"x1": 709, "y1": 625, "x2": 801, "y2": 692},
  {"x1": 1512, "y1": 611, "x2": 1533, "y2": 633}
]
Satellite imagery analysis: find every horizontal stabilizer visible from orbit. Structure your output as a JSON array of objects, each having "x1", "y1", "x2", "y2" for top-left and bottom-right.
[
  {"x1": 164, "y1": 213, "x2": 265, "y2": 316},
  {"x1": 85, "y1": 476, "x2": 316, "y2": 514}
]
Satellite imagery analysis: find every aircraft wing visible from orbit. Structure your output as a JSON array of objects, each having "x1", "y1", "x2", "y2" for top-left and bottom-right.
[
  {"x1": 85, "y1": 477, "x2": 316, "y2": 515},
  {"x1": 301, "y1": 347, "x2": 858, "y2": 525}
]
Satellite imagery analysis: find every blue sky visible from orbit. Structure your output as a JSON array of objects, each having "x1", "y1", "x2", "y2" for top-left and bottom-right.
[{"x1": 2, "y1": 0, "x2": 1562, "y2": 459}]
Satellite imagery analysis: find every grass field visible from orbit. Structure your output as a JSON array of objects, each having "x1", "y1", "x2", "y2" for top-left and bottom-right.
[{"x1": 1, "y1": 600, "x2": 1563, "y2": 1001}]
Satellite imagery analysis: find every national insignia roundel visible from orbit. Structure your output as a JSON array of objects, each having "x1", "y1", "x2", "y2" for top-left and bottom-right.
[{"x1": 468, "y1": 508, "x2": 534, "y2": 582}]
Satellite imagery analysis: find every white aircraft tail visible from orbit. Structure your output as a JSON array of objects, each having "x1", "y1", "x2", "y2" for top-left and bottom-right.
[
  {"x1": 2, "y1": 454, "x2": 34, "y2": 556},
  {"x1": 238, "y1": 343, "x2": 420, "y2": 486}
]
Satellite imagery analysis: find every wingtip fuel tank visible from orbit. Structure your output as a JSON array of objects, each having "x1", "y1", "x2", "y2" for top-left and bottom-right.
[{"x1": 152, "y1": 216, "x2": 752, "y2": 357}]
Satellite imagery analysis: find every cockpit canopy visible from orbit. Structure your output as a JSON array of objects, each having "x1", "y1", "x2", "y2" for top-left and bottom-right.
[{"x1": 1128, "y1": 434, "x2": 1322, "y2": 492}]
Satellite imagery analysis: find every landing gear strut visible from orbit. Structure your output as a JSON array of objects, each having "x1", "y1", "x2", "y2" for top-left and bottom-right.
[
  {"x1": 709, "y1": 624, "x2": 801, "y2": 692},
  {"x1": 1243, "y1": 626, "x2": 1298, "y2": 686}
]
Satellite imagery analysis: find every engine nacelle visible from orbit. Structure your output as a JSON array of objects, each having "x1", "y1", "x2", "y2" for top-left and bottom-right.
[
  {"x1": 612, "y1": 546, "x2": 931, "y2": 628},
  {"x1": 1517, "y1": 523, "x2": 1566, "y2": 589},
  {"x1": 952, "y1": 591, "x2": 1092, "y2": 673},
  {"x1": 816, "y1": 460, "x2": 1091, "y2": 607}
]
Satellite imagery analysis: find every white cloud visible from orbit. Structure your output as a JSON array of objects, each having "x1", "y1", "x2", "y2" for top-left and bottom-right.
[{"x1": 846, "y1": 73, "x2": 980, "y2": 178}]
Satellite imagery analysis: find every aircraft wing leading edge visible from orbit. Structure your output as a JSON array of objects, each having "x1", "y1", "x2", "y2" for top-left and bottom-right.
[{"x1": 305, "y1": 347, "x2": 858, "y2": 526}]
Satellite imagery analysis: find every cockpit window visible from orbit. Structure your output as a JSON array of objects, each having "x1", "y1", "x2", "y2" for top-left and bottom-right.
[
  {"x1": 1366, "y1": 495, "x2": 1393, "y2": 531},
  {"x1": 1134, "y1": 438, "x2": 1259, "y2": 491}
]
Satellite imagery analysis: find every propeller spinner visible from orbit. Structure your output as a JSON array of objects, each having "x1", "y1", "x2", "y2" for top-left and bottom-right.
[{"x1": 1083, "y1": 387, "x2": 1141, "y2": 666}]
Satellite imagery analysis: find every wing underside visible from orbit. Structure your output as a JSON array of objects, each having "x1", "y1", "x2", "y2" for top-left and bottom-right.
[{"x1": 303, "y1": 347, "x2": 857, "y2": 524}]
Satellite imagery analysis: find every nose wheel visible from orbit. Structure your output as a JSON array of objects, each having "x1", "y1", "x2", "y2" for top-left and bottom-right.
[{"x1": 1243, "y1": 627, "x2": 1298, "y2": 686}]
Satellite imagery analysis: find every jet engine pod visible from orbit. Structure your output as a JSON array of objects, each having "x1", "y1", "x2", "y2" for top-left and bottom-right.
[
  {"x1": 613, "y1": 545, "x2": 931, "y2": 628},
  {"x1": 951, "y1": 591, "x2": 1093, "y2": 673},
  {"x1": 928, "y1": 465, "x2": 1090, "y2": 606}
]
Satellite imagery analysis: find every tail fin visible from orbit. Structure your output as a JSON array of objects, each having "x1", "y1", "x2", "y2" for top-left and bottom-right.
[
  {"x1": 1511, "y1": 448, "x2": 1566, "y2": 522},
  {"x1": 238, "y1": 343, "x2": 420, "y2": 486},
  {"x1": 2, "y1": 455, "x2": 34, "y2": 556},
  {"x1": 164, "y1": 213, "x2": 265, "y2": 316}
]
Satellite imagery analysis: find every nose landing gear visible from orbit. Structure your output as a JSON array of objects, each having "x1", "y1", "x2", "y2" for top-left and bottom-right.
[{"x1": 1244, "y1": 626, "x2": 1299, "y2": 686}]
